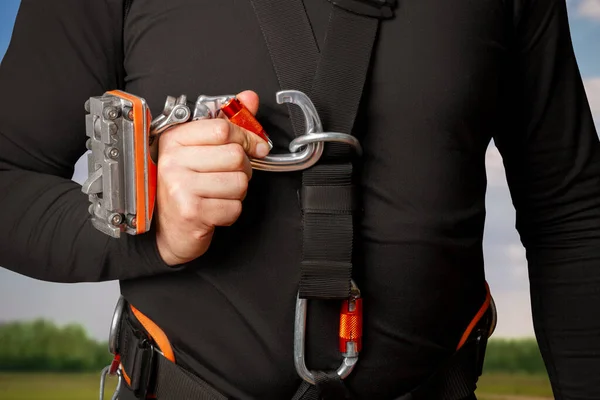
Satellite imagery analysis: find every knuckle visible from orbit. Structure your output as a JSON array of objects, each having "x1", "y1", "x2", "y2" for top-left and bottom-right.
[
  {"x1": 204, "y1": 199, "x2": 242, "y2": 227},
  {"x1": 235, "y1": 171, "x2": 249, "y2": 197},
  {"x1": 227, "y1": 143, "x2": 246, "y2": 169},
  {"x1": 213, "y1": 172, "x2": 228, "y2": 187},
  {"x1": 158, "y1": 132, "x2": 174, "y2": 150},
  {"x1": 202, "y1": 199, "x2": 224, "y2": 226},
  {"x1": 177, "y1": 198, "x2": 198, "y2": 223},
  {"x1": 158, "y1": 153, "x2": 178, "y2": 174},
  {"x1": 228, "y1": 201, "x2": 243, "y2": 224},
  {"x1": 222, "y1": 201, "x2": 243, "y2": 226},
  {"x1": 165, "y1": 178, "x2": 183, "y2": 200},
  {"x1": 212, "y1": 119, "x2": 231, "y2": 143}
]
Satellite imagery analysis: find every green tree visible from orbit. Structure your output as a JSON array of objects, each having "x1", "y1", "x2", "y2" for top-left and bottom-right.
[
  {"x1": 0, "y1": 319, "x2": 111, "y2": 372},
  {"x1": 483, "y1": 338, "x2": 547, "y2": 375}
]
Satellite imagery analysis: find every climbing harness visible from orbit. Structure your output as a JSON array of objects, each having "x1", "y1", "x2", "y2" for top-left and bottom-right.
[{"x1": 99, "y1": 286, "x2": 496, "y2": 400}]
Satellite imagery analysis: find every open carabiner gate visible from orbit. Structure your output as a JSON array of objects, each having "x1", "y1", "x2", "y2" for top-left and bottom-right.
[{"x1": 250, "y1": 90, "x2": 362, "y2": 172}]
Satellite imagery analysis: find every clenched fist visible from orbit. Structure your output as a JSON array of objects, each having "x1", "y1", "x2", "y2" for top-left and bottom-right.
[{"x1": 154, "y1": 90, "x2": 270, "y2": 266}]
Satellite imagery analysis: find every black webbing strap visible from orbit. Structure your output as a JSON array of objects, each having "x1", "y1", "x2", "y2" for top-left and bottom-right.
[
  {"x1": 394, "y1": 306, "x2": 494, "y2": 400},
  {"x1": 117, "y1": 310, "x2": 228, "y2": 400},
  {"x1": 250, "y1": 1, "x2": 394, "y2": 398},
  {"x1": 396, "y1": 342, "x2": 480, "y2": 400},
  {"x1": 249, "y1": 0, "x2": 320, "y2": 137},
  {"x1": 252, "y1": 0, "x2": 387, "y2": 300}
]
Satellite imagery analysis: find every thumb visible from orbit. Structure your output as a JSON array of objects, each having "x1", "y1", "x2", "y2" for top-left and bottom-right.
[
  {"x1": 237, "y1": 122, "x2": 271, "y2": 159},
  {"x1": 229, "y1": 90, "x2": 271, "y2": 158},
  {"x1": 234, "y1": 90, "x2": 260, "y2": 116}
]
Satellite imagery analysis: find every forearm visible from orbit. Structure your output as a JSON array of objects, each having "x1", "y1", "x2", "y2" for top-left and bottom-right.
[
  {"x1": 0, "y1": 164, "x2": 181, "y2": 283},
  {"x1": 523, "y1": 166, "x2": 600, "y2": 398},
  {"x1": 0, "y1": 0, "x2": 183, "y2": 283}
]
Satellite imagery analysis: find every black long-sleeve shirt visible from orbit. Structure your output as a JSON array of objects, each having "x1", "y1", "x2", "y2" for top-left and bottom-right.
[{"x1": 1, "y1": 0, "x2": 599, "y2": 399}]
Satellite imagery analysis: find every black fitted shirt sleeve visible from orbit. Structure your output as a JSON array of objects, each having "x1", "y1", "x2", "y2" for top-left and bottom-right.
[
  {"x1": 0, "y1": 0, "x2": 182, "y2": 282},
  {"x1": 496, "y1": 0, "x2": 600, "y2": 397}
]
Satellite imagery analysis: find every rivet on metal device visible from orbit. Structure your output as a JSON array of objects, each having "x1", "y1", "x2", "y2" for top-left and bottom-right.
[
  {"x1": 108, "y1": 148, "x2": 120, "y2": 160},
  {"x1": 104, "y1": 107, "x2": 120, "y2": 120},
  {"x1": 108, "y1": 122, "x2": 118, "y2": 136},
  {"x1": 123, "y1": 107, "x2": 134, "y2": 121},
  {"x1": 127, "y1": 215, "x2": 137, "y2": 228},
  {"x1": 110, "y1": 213, "x2": 123, "y2": 226},
  {"x1": 174, "y1": 108, "x2": 188, "y2": 120}
]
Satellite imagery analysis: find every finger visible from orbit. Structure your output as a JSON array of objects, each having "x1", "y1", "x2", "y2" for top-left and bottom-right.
[
  {"x1": 178, "y1": 171, "x2": 249, "y2": 200},
  {"x1": 170, "y1": 119, "x2": 270, "y2": 158},
  {"x1": 234, "y1": 90, "x2": 259, "y2": 116},
  {"x1": 199, "y1": 198, "x2": 243, "y2": 227},
  {"x1": 165, "y1": 144, "x2": 252, "y2": 178}
]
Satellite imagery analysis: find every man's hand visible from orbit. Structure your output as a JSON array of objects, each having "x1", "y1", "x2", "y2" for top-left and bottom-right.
[{"x1": 154, "y1": 90, "x2": 270, "y2": 266}]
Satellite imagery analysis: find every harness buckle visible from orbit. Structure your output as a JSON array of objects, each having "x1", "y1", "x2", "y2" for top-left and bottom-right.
[
  {"x1": 294, "y1": 280, "x2": 363, "y2": 385},
  {"x1": 129, "y1": 337, "x2": 157, "y2": 399}
]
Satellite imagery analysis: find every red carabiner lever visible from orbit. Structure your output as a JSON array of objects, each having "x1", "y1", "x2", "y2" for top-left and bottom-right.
[
  {"x1": 340, "y1": 296, "x2": 363, "y2": 355},
  {"x1": 220, "y1": 97, "x2": 272, "y2": 147}
]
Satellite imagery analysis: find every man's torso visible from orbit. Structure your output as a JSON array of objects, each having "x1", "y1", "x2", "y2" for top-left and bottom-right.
[{"x1": 119, "y1": 0, "x2": 509, "y2": 398}]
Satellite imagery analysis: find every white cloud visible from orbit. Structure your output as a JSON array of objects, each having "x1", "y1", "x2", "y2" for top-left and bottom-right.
[
  {"x1": 506, "y1": 243, "x2": 528, "y2": 280},
  {"x1": 489, "y1": 289, "x2": 535, "y2": 338},
  {"x1": 577, "y1": 0, "x2": 600, "y2": 20}
]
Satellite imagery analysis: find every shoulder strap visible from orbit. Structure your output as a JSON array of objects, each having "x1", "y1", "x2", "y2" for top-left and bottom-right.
[{"x1": 250, "y1": 1, "x2": 396, "y2": 398}]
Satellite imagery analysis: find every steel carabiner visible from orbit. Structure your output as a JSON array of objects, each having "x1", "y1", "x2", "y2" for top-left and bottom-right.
[
  {"x1": 293, "y1": 280, "x2": 363, "y2": 385},
  {"x1": 99, "y1": 364, "x2": 123, "y2": 400},
  {"x1": 99, "y1": 296, "x2": 126, "y2": 400},
  {"x1": 249, "y1": 90, "x2": 324, "y2": 172},
  {"x1": 250, "y1": 89, "x2": 363, "y2": 172}
]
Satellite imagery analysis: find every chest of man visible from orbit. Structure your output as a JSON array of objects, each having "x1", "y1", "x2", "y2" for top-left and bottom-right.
[{"x1": 120, "y1": 1, "x2": 506, "y2": 398}]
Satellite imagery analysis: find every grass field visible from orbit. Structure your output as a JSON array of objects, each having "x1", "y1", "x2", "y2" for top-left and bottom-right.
[{"x1": 0, "y1": 372, "x2": 554, "y2": 400}]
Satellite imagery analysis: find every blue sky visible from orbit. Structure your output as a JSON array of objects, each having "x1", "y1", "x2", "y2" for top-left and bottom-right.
[
  {"x1": 0, "y1": 1, "x2": 19, "y2": 59},
  {"x1": 0, "y1": 0, "x2": 599, "y2": 341}
]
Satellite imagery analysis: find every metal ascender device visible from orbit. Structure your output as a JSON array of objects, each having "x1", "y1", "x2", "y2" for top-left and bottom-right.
[
  {"x1": 81, "y1": 90, "x2": 270, "y2": 238},
  {"x1": 81, "y1": 89, "x2": 361, "y2": 238}
]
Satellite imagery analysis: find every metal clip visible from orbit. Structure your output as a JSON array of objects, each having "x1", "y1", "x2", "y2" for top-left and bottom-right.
[
  {"x1": 99, "y1": 364, "x2": 123, "y2": 400},
  {"x1": 192, "y1": 94, "x2": 236, "y2": 120},
  {"x1": 108, "y1": 296, "x2": 126, "y2": 355},
  {"x1": 99, "y1": 296, "x2": 126, "y2": 400},
  {"x1": 250, "y1": 90, "x2": 362, "y2": 172},
  {"x1": 150, "y1": 95, "x2": 193, "y2": 139},
  {"x1": 294, "y1": 280, "x2": 363, "y2": 385},
  {"x1": 488, "y1": 293, "x2": 497, "y2": 337},
  {"x1": 249, "y1": 90, "x2": 323, "y2": 172},
  {"x1": 150, "y1": 90, "x2": 346, "y2": 172}
]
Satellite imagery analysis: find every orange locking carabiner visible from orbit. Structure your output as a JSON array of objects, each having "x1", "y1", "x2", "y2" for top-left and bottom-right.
[{"x1": 294, "y1": 280, "x2": 363, "y2": 385}]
